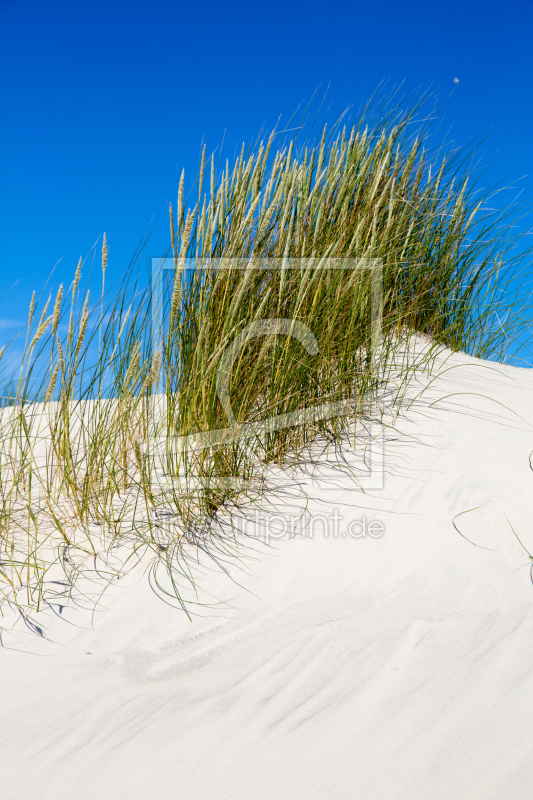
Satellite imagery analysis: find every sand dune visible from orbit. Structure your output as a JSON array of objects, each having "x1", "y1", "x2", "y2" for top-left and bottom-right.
[{"x1": 2, "y1": 349, "x2": 533, "y2": 799}]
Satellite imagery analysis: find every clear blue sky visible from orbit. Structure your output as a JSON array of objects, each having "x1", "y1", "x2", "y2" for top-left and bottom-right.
[{"x1": 1, "y1": 0, "x2": 532, "y2": 349}]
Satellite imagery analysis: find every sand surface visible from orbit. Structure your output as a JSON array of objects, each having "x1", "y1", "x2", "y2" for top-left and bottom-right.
[{"x1": 2, "y1": 350, "x2": 533, "y2": 799}]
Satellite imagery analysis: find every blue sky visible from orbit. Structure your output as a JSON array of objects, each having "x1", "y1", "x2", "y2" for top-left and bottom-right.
[{"x1": 1, "y1": 0, "x2": 532, "y2": 357}]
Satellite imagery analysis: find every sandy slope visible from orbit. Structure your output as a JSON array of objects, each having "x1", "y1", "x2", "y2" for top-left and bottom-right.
[{"x1": 2, "y1": 349, "x2": 533, "y2": 800}]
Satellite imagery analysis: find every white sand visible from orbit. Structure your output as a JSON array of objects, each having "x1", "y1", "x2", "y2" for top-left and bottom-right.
[{"x1": 2, "y1": 349, "x2": 533, "y2": 799}]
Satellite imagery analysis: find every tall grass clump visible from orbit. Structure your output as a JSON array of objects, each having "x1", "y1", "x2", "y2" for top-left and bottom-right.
[{"x1": 0, "y1": 91, "x2": 530, "y2": 625}]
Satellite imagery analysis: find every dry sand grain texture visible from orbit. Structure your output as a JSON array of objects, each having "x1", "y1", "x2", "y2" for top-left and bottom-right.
[{"x1": 2, "y1": 350, "x2": 533, "y2": 800}]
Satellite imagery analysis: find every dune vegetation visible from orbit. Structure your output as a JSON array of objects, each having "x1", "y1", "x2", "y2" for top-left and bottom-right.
[{"x1": 0, "y1": 91, "x2": 529, "y2": 624}]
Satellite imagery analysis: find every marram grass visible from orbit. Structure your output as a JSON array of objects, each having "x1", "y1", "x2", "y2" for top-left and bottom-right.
[{"x1": 0, "y1": 93, "x2": 530, "y2": 626}]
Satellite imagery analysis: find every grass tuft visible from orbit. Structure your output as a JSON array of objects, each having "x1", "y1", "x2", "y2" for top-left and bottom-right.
[{"x1": 0, "y1": 91, "x2": 531, "y2": 624}]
